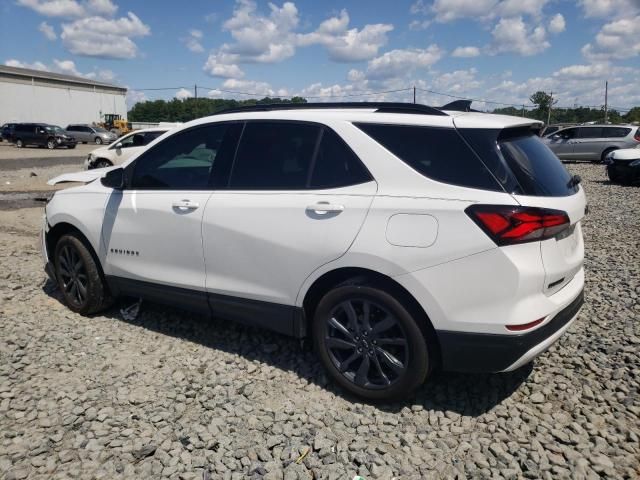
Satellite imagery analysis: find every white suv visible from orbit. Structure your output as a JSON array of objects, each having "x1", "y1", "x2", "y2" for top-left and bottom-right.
[{"x1": 42, "y1": 103, "x2": 586, "y2": 401}]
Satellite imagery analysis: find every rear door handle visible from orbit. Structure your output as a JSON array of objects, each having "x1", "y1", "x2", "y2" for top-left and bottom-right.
[
  {"x1": 172, "y1": 199, "x2": 200, "y2": 210},
  {"x1": 306, "y1": 202, "x2": 344, "y2": 214}
]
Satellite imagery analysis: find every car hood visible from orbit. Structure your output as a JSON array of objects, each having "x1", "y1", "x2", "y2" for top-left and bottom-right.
[
  {"x1": 609, "y1": 148, "x2": 640, "y2": 161},
  {"x1": 89, "y1": 144, "x2": 111, "y2": 156},
  {"x1": 47, "y1": 166, "x2": 117, "y2": 185}
]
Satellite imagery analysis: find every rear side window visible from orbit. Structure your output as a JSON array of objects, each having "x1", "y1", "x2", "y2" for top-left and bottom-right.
[
  {"x1": 355, "y1": 123, "x2": 501, "y2": 191},
  {"x1": 459, "y1": 128, "x2": 577, "y2": 197},
  {"x1": 309, "y1": 128, "x2": 372, "y2": 189},
  {"x1": 602, "y1": 127, "x2": 631, "y2": 138},
  {"x1": 578, "y1": 127, "x2": 603, "y2": 138},
  {"x1": 230, "y1": 122, "x2": 320, "y2": 190}
]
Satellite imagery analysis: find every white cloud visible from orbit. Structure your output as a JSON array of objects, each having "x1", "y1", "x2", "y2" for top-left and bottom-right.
[
  {"x1": 548, "y1": 14, "x2": 566, "y2": 34},
  {"x1": 496, "y1": 0, "x2": 548, "y2": 18},
  {"x1": 553, "y1": 63, "x2": 612, "y2": 79},
  {"x1": 415, "y1": 0, "x2": 552, "y2": 23},
  {"x1": 5, "y1": 59, "x2": 48, "y2": 70},
  {"x1": 578, "y1": 0, "x2": 640, "y2": 18},
  {"x1": 365, "y1": 46, "x2": 444, "y2": 80},
  {"x1": 184, "y1": 29, "x2": 204, "y2": 53},
  {"x1": 211, "y1": 78, "x2": 290, "y2": 98},
  {"x1": 126, "y1": 89, "x2": 147, "y2": 108},
  {"x1": 17, "y1": 0, "x2": 84, "y2": 17},
  {"x1": 452, "y1": 46, "x2": 481, "y2": 57},
  {"x1": 433, "y1": 68, "x2": 481, "y2": 93},
  {"x1": 175, "y1": 88, "x2": 193, "y2": 101},
  {"x1": 582, "y1": 15, "x2": 640, "y2": 60},
  {"x1": 38, "y1": 21, "x2": 57, "y2": 40},
  {"x1": 17, "y1": 0, "x2": 117, "y2": 17},
  {"x1": 61, "y1": 12, "x2": 150, "y2": 59},
  {"x1": 490, "y1": 17, "x2": 549, "y2": 56},
  {"x1": 297, "y1": 9, "x2": 393, "y2": 62},
  {"x1": 431, "y1": 0, "x2": 497, "y2": 22},
  {"x1": 52, "y1": 58, "x2": 82, "y2": 76},
  {"x1": 203, "y1": 54, "x2": 245, "y2": 78}
]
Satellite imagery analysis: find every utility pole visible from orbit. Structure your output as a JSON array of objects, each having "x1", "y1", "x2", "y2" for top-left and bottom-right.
[
  {"x1": 522, "y1": 104, "x2": 525, "y2": 117},
  {"x1": 194, "y1": 84, "x2": 198, "y2": 118},
  {"x1": 546, "y1": 91, "x2": 553, "y2": 126},
  {"x1": 604, "y1": 80, "x2": 608, "y2": 124},
  {"x1": 413, "y1": 85, "x2": 416, "y2": 104}
]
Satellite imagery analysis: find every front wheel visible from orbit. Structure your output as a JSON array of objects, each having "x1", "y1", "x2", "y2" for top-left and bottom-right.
[
  {"x1": 46, "y1": 138, "x2": 56, "y2": 149},
  {"x1": 15, "y1": 139, "x2": 23, "y2": 148},
  {"x1": 94, "y1": 137, "x2": 103, "y2": 145},
  {"x1": 313, "y1": 285, "x2": 430, "y2": 401},
  {"x1": 94, "y1": 159, "x2": 112, "y2": 169},
  {"x1": 54, "y1": 233, "x2": 112, "y2": 315}
]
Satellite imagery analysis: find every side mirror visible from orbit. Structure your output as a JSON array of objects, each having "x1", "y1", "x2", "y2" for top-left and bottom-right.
[
  {"x1": 38, "y1": 129, "x2": 46, "y2": 134},
  {"x1": 551, "y1": 134, "x2": 560, "y2": 140},
  {"x1": 115, "y1": 142, "x2": 123, "y2": 150},
  {"x1": 101, "y1": 168, "x2": 124, "y2": 190}
]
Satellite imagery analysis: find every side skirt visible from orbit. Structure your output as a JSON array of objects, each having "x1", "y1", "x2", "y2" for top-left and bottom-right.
[{"x1": 105, "y1": 276, "x2": 307, "y2": 338}]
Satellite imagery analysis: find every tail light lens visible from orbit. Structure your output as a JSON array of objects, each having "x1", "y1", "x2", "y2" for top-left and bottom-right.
[
  {"x1": 465, "y1": 204, "x2": 570, "y2": 246},
  {"x1": 634, "y1": 129, "x2": 640, "y2": 142}
]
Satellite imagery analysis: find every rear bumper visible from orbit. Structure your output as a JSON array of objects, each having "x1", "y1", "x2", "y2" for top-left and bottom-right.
[{"x1": 437, "y1": 288, "x2": 584, "y2": 373}]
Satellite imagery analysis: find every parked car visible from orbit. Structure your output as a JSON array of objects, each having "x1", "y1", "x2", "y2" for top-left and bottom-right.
[
  {"x1": 13, "y1": 123, "x2": 77, "y2": 149},
  {"x1": 43, "y1": 102, "x2": 586, "y2": 401},
  {"x1": 543, "y1": 124, "x2": 640, "y2": 162},
  {"x1": 1, "y1": 123, "x2": 17, "y2": 143},
  {"x1": 84, "y1": 128, "x2": 168, "y2": 169},
  {"x1": 66, "y1": 124, "x2": 118, "y2": 145},
  {"x1": 604, "y1": 147, "x2": 640, "y2": 185},
  {"x1": 541, "y1": 123, "x2": 577, "y2": 137}
]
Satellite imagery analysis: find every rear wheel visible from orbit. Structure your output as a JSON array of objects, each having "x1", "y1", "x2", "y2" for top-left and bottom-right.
[
  {"x1": 15, "y1": 138, "x2": 23, "y2": 148},
  {"x1": 313, "y1": 284, "x2": 430, "y2": 401},
  {"x1": 54, "y1": 233, "x2": 112, "y2": 315}
]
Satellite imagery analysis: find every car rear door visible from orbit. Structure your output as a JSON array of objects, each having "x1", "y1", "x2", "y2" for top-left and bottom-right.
[{"x1": 202, "y1": 121, "x2": 376, "y2": 314}]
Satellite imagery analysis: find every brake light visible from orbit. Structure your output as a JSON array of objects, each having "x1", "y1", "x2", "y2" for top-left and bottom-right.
[
  {"x1": 465, "y1": 204, "x2": 570, "y2": 246},
  {"x1": 634, "y1": 129, "x2": 640, "y2": 142}
]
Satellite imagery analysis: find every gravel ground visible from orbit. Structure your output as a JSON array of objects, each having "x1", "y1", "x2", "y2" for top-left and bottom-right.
[{"x1": 0, "y1": 163, "x2": 639, "y2": 480}]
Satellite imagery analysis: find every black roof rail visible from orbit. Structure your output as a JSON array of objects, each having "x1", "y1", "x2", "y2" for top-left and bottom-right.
[
  {"x1": 214, "y1": 102, "x2": 449, "y2": 116},
  {"x1": 439, "y1": 100, "x2": 480, "y2": 112}
]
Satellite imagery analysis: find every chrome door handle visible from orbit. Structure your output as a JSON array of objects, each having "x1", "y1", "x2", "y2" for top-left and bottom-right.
[
  {"x1": 172, "y1": 200, "x2": 199, "y2": 210},
  {"x1": 306, "y1": 202, "x2": 344, "y2": 214}
]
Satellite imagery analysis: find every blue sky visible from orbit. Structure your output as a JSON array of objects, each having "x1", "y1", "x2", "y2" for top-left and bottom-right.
[{"x1": 1, "y1": 0, "x2": 639, "y2": 111}]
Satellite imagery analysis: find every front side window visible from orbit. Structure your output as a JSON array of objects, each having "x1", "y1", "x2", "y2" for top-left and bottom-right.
[
  {"x1": 131, "y1": 124, "x2": 232, "y2": 190},
  {"x1": 114, "y1": 132, "x2": 144, "y2": 149},
  {"x1": 229, "y1": 122, "x2": 321, "y2": 190},
  {"x1": 355, "y1": 123, "x2": 500, "y2": 191}
]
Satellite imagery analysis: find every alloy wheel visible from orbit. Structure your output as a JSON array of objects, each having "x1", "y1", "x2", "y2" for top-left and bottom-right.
[
  {"x1": 324, "y1": 298, "x2": 409, "y2": 389},
  {"x1": 58, "y1": 244, "x2": 88, "y2": 308}
]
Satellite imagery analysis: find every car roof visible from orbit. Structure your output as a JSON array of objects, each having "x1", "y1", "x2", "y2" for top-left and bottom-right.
[{"x1": 184, "y1": 108, "x2": 541, "y2": 131}]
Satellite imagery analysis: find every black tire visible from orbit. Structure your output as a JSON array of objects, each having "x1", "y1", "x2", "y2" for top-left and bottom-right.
[
  {"x1": 15, "y1": 138, "x2": 23, "y2": 148},
  {"x1": 94, "y1": 159, "x2": 112, "y2": 169},
  {"x1": 68, "y1": 145, "x2": 76, "y2": 149},
  {"x1": 94, "y1": 137, "x2": 103, "y2": 145},
  {"x1": 46, "y1": 138, "x2": 56, "y2": 149},
  {"x1": 601, "y1": 147, "x2": 617, "y2": 164},
  {"x1": 54, "y1": 233, "x2": 112, "y2": 315},
  {"x1": 313, "y1": 284, "x2": 430, "y2": 401}
]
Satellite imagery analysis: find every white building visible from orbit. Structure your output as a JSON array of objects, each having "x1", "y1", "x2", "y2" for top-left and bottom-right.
[{"x1": 0, "y1": 65, "x2": 127, "y2": 127}]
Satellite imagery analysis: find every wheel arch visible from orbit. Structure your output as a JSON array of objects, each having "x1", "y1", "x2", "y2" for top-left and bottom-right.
[{"x1": 302, "y1": 266, "x2": 442, "y2": 368}]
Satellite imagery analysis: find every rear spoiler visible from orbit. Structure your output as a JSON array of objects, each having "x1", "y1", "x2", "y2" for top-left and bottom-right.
[{"x1": 439, "y1": 100, "x2": 480, "y2": 112}]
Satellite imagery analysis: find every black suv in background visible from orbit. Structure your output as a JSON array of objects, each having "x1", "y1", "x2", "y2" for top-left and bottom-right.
[
  {"x1": 1, "y1": 123, "x2": 17, "y2": 142},
  {"x1": 12, "y1": 123, "x2": 77, "y2": 149}
]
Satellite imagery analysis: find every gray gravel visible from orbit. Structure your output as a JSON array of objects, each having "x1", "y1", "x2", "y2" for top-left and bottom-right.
[{"x1": 1, "y1": 163, "x2": 639, "y2": 479}]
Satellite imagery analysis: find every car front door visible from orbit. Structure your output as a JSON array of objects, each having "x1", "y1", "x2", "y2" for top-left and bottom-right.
[
  {"x1": 102, "y1": 123, "x2": 238, "y2": 312},
  {"x1": 202, "y1": 121, "x2": 376, "y2": 332},
  {"x1": 546, "y1": 127, "x2": 578, "y2": 159}
]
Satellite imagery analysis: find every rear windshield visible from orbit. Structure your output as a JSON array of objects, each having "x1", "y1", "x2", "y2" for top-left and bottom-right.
[
  {"x1": 354, "y1": 123, "x2": 502, "y2": 191},
  {"x1": 460, "y1": 128, "x2": 578, "y2": 197}
]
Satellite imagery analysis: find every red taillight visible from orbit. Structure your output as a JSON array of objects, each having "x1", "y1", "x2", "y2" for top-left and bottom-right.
[
  {"x1": 634, "y1": 129, "x2": 640, "y2": 142},
  {"x1": 466, "y1": 204, "x2": 570, "y2": 246},
  {"x1": 506, "y1": 317, "x2": 545, "y2": 331}
]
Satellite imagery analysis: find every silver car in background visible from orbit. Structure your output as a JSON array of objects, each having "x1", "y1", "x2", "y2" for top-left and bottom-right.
[
  {"x1": 65, "y1": 124, "x2": 118, "y2": 145},
  {"x1": 543, "y1": 125, "x2": 640, "y2": 162}
]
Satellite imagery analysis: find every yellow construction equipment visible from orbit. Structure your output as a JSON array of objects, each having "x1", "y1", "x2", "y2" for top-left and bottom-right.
[{"x1": 100, "y1": 114, "x2": 131, "y2": 137}]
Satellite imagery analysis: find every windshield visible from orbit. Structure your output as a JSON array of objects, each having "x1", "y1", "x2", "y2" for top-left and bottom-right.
[
  {"x1": 45, "y1": 126, "x2": 66, "y2": 134},
  {"x1": 93, "y1": 127, "x2": 108, "y2": 133}
]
